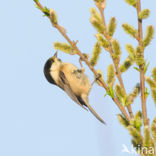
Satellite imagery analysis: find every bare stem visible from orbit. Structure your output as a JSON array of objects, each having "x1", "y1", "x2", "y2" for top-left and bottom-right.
[
  {"x1": 136, "y1": 0, "x2": 148, "y2": 126},
  {"x1": 34, "y1": 1, "x2": 130, "y2": 122},
  {"x1": 98, "y1": 5, "x2": 134, "y2": 118}
]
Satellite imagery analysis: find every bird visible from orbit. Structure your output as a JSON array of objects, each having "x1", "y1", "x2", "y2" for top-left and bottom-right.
[{"x1": 43, "y1": 52, "x2": 105, "y2": 124}]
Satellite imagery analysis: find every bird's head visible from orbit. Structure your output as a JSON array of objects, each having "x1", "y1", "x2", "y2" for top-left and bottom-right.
[{"x1": 43, "y1": 52, "x2": 62, "y2": 84}]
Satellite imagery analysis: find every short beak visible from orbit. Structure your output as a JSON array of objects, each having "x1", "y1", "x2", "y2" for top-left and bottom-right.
[{"x1": 53, "y1": 51, "x2": 58, "y2": 58}]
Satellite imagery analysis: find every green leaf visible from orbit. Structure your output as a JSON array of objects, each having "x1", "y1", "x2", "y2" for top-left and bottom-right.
[
  {"x1": 145, "y1": 87, "x2": 149, "y2": 99},
  {"x1": 144, "y1": 62, "x2": 150, "y2": 73},
  {"x1": 109, "y1": 84, "x2": 115, "y2": 98},
  {"x1": 43, "y1": 6, "x2": 50, "y2": 16},
  {"x1": 105, "y1": 85, "x2": 115, "y2": 98},
  {"x1": 33, "y1": 0, "x2": 39, "y2": 3},
  {"x1": 133, "y1": 67, "x2": 140, "y2": 72}
]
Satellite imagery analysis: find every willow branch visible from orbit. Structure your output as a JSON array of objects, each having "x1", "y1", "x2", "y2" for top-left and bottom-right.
[
  {"x1": 136, "y1": 0, "x2": 148, "y2": 126},
  {"x1": 97, "y1": 5, "x2": 134, "y2": 118},
  {"x1": 34, "y1": 0, "x2": 130, "y2": 122}
]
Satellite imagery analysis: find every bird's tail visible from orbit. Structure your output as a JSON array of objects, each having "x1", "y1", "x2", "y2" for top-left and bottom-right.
[{"x1": 87, "y1": 103, "x2": 106, "y2": 124}]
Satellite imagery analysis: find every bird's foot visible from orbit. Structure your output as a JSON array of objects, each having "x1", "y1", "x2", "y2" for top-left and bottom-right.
[{"x1": 92, "y1": 73, "x2": 101, "y2": 86}]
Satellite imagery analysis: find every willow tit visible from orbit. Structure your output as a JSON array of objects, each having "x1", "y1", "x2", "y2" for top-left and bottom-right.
[{"x1": 44, "y1": 52, "x2": 105, "y2": 124}]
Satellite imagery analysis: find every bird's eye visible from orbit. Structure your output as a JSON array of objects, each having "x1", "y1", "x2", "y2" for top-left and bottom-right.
[{"x1": 58, "y1": 59, "x2": 61, "y2": 62}]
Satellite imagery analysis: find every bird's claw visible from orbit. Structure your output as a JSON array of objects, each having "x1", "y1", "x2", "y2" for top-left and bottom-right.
[{"x1": 92, "y1": 73, "x2": 101, "y2": 86}]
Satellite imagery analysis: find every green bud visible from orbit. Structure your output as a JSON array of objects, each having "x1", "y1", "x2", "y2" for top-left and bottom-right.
[
  {"x1": 119, "y1": 56, "x2": 134, "y2": 73},
  {"x1": 108, "y1": 17, "x2": 117, "y2": 37},
  {"x1": 152, "y1": 68, "x2": 156, "y2": 82},
  {"x1": 135, "y1": 46, "x2": 144, "y2": 66},
  {"x1": 143, "y1": 126, "x2": 151, "y2": 148},
  {"x1": 90, "y1": 17, "x2": 105, "y2": 34},
  {"x1": 96, "y1": 34, "x2": 109, "y2": 49},
  {"x1": 122, "y1": 23, "x2": 138, "y2": 39},
  {"x1": 107, "y1": 64, "x2": 115, "y2": 86},
  {"x1": 50, "y1": 9, "x2": 58, "y2": 25},
  {"x1": 131, "y1": 139, "x2": 142, "y2": 150},
  {"x1": 90, "y1": 8, "x2": 101, "y2": 23},
  {"x1": 126, "y1": 83, "x2": 140, "y2": 105},
  {"x1": 143, "y1": 25, "x2": 154, "y2": 47},
  {"x1": 145, "y1": 77, "x2": 156, "y2": 88},
  {"x1": 112, "y1": 40, "x2": 121, "y2": 63},
  {"x1": 90, "y1": 42, "x2": 102, "y2": 66},
  {"x1": 125, "y1": 44, "x2": 135, "y2": 60},
  {"x1": 125, "y1": 0, "x2": 137, "y2": 8},
  {"x1": 117, "y1": 114, "x2": 129, "y2": 128},
  {"x1": 94, "y1": 0, "x2": 106, "y2": 10},
  {"x1": 134, "y1": 111, "x2": 142, "y2": 131},
  {"x1": 53, "y1": 42, "x2": 77, "y2": 54},
  {"x1": 151, "y1": 117, "x2": 156, "y2": 142},
  {"x1": 151, "y1": 88, "x2": 156, "y2": 105},
  {"x1": 128, "y1": 126, "x2": 143, "y2": 145},
  {"x1": 138, "y1": 9, "x2": 150, "y2": 20},
  {"x1": 115, "y1": 84, "x2": 126, "y2": 104}
]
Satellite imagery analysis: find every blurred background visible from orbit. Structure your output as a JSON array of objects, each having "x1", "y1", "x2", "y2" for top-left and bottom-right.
[{"x1": 0, "y1": 0, "x2": 155, "y2": 156}]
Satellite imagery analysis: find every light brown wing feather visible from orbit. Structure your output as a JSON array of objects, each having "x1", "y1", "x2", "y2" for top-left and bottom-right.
[{"x1": 59, "y1": 71, "x2": 88, "y2": 111}]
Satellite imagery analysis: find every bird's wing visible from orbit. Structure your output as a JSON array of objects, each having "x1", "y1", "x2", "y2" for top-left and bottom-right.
[{"x1": 59, "y1": 71, "x2": 88, "y2": 111}]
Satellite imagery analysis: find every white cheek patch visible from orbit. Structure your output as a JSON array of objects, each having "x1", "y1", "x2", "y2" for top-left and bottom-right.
[
  {"x1": 50, "y1": 60, "x2": 61, "y2": 84},
  {"x1": 50, "y1": 70, "x2": 59, "y2": 84},
  {"x1": 50, "y1": 61, "x2": 61, "y2": 71}
]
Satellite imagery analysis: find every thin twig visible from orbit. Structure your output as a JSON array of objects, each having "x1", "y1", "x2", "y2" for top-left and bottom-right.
[
  {"x1": 34, "y1": 0, "x2": 130, "y2": 122},
  {"x1": 136, "y1": 0, "x2": 148, "y2": 126},
  {"x1": 98, "y1": 5, "x2": 134, "y2": 118}
]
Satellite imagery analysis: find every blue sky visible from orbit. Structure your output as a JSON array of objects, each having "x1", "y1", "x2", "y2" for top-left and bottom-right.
[{"x1": 0, "y1": 0, "x2": 155, "y2": 156}]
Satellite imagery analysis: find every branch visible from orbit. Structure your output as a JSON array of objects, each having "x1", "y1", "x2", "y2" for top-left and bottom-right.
[
  {"x1": 136, "y1": 0, "x2": 148, "y2": 126},
  {"x1": 34, "y1": 0, "x2": 130, "y2": 122},
  {"x1": 97, "y1": 3, "x2": 134, "y2": 118}
]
